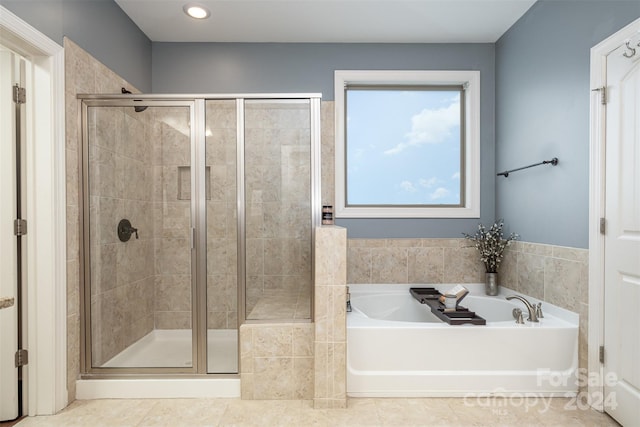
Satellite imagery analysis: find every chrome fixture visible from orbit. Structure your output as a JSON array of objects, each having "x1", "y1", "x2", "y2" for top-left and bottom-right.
[
  {"x1": 512, "y1": 307, "x2": 524, "y2": 324},
  {"x1": 506, "y1": 295, "x2": 539, "y2": 322},
  {"x1": 497, "y1": 157, "x2": 558, "y2": 178},
  {"x1": 535, "y1": 302, "x2": 544, "y2": 319},
  {"x1": 120, "y1": 88, "x2": 148, "y2": 112},
  {"x1": 346, "y1": 286, "x2": 352, "y2": 312}
]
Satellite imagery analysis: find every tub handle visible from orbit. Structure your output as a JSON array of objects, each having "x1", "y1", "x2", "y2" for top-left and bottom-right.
[
  {"x1": 512, "y1": 308, "x2": 524, "y2": 324},
  {"x1": 535, "y1": 302, "x2": 544, "y2": 319}
]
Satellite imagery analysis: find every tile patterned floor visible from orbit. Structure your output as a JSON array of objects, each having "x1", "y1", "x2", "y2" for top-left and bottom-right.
[{"x1": 13, "y1": 397, "x2": 620, "y2": 427}]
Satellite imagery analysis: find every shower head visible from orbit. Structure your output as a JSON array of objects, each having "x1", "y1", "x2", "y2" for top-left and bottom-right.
[{"x1": 121, "y1": 87, "x2": 148, "y2": 113}]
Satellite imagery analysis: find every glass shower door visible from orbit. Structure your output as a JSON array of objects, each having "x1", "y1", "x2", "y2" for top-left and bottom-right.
[
  {"x1": 243, "y1": 99, "x2": 313, "y2": 321},
  {"x1": 83, "y1": 101, "x2": 196, "y2": 370},
  {"x1": 205, "y1": 100, "x2": 239, "y2": 373}
]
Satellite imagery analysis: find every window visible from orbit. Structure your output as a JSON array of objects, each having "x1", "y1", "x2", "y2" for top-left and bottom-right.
[{"x1": 334, "y1": 70, "x2": 480, "y2": 218}]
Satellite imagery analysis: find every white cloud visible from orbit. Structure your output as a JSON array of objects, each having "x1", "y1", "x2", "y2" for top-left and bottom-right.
[
  {"x1": 385, "y1": 97, "x2": 460, "y2": 155},
  {"x1": 430, "y1": 187, "x2": 450, "y2": 200},
  {"x1": 451, "y1": 172, "x2": 460, "y2": 180},
  {"x1": 419, "y1": 177, "x2": 438, "y2": 188},
  {"x1": 400, "y1": 180, "x2": 417, "y2": 192}
]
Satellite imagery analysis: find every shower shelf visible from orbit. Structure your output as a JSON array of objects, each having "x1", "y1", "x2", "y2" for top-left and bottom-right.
[{"x1": 410, "y1": 287, "x2": 486, "y2": 326}]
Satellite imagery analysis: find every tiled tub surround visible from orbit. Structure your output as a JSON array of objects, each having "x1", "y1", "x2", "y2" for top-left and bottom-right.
[
  {"x1": 347, "y1": 283, "x2": 579, "y2": 397},
  {"x1": 347, "y1": 238, "x2": 590, "y2": 372}
]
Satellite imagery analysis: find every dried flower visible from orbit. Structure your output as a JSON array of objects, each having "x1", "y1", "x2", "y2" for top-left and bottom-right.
[{"x1": 463, "y1": 219, "x2": 518, "y2": 273}]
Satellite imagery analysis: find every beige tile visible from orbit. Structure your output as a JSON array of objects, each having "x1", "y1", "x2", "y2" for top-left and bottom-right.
[
  {"x1": 517, "y1": 252, "x2": 546, "y2": 300},
  {"x1": 16, "y1": 396, "x2": 620, "y2": 427},
  {"x1": 408, "y1": 247, "x2": 444, "y2": 283},
  {"x1": 552, "y1": 246, "x2": 589, "y2": 263},
  {"x1": 293, "y1": 357, "x2": 314, "y2": 399},
  {"x1": 239, "y1": 325, "x2": 254, "y2": 373},
  {"x1": 544, "y1": 257, "x2": 584, "y2": 312},
  {"x1": 422, "y1": 238, "x2": 463, "y2": 248},
  {"x1": 443, "y1": 246, "x2": 485, "y2": 283},
  {"x1": 252, "y1": 325, "x2": 293, "y2": 357},
  {"x1": 348, "y1": 238, "x2": 386, "y2": 248},
  {"x1": 521, "y1": 241, "x2": 554, "y2": 256},
  {"x1": 370, "y1": 247, "x2": 408, "y2": 283},
  {"x1": 293, "y1": 324, "x2": 314, "y2": 357},
  {"x1": 154, "y1": 311, "x2": 191, "y2": 329},
  {"x1": 313, "y1": 342, "x2": 329, "y2": 400},
  {"x1": 384, "y1": 238, "x2": 423, "y2": 247},
  {"x1": 347, "y1": 247, "x2": 372, "y2": 284},
  {"x1": 253, "y1": 357, "x2": 294, "y2": 399},
  {"x1": 137, "y1": 398, "x2": 228, "y2": 427},
  {"x1": 240, "y1": 373, "x2": 254, "y2": 399}
]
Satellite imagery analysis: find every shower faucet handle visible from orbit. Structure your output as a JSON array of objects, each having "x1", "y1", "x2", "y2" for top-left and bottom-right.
[{"x1": 117, "y1": 219, "x2": 139, "y2": 242}]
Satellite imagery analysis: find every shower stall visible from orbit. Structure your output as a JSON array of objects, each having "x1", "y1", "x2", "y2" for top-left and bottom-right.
[{"x1": 78, "y1": 94, "x2": 320, "y2": 377}]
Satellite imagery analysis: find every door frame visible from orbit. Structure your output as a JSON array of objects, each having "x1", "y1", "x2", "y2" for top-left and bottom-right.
[
  {"x1": 588, "y1": 16, "x2": 640, "y2": 412},
  {"x1": 0, "y1": 6, "x2": 67, "y2": 414}
]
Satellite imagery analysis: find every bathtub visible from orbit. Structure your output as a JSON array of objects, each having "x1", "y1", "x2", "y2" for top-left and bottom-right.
[{"x1": 347, "y1": 284, "x2": 579, "y2": 397}]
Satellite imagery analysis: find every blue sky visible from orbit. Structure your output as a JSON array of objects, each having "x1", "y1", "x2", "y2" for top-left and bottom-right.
[{"x1": 346, "y1": 89, "x2": 462, "y2": 205}]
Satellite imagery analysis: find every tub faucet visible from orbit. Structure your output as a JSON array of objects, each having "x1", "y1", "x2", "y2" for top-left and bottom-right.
[
  {"x1": 506, "y1": 295, "x2": 539, "y2": 322},
  {"x1": 346, "y1": 286, "x2": 352, "y2": 312}
]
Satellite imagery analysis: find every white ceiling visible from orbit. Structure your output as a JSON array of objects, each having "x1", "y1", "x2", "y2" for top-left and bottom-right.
[{"x1": 115, "y1": 0, "x2": 537, "y2": 43}]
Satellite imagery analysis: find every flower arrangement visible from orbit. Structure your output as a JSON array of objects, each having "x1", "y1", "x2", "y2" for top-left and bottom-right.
[{"x1": 463, "y1": 219, "x2": 518, "y2": 273}]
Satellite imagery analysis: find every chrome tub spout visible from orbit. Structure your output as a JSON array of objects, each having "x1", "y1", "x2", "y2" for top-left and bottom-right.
[{"x1": 506, "y1": 295, "x2": 539, "y2": 322}]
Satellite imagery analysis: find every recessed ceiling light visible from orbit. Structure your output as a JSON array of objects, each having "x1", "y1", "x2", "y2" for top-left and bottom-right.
[{"x1": 183, "y1": 3, "x2": 210, "y2": 19}]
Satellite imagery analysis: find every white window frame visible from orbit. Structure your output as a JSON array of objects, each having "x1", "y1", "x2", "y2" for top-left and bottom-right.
[{"x1": 334, "y1": 70, "x2": 480, "y2": 218}]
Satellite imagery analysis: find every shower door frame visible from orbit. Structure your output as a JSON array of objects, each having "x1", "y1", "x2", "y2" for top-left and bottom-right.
[{"x1": 78, "y1": 93, "x2": 321, "y2": 377}]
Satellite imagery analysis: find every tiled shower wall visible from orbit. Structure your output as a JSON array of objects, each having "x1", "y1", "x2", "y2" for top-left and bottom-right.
[
  {"x1": 65, "y1": 41, "x2": 203, "y2": 394},
  {"x1": 151, "y1": 107, "x2": 193, "y2": 330},
  {"x1": 205, "y1": 100, "x2": 238, "y2": 329},
  {"x1": 88, "y1": 107, "x2": 155, "y2": 366},
  {"x1": 244, "y1": 101, "x2": 312, "y2": 320},
  {"x1": 65, "y1": 37, "x2": 138, "y2": 401}
]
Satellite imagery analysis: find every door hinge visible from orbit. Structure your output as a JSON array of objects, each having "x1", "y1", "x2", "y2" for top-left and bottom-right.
[
  {"x1": 599, "y1": 345, "x2": 605, "y2": 364},
  {"x1": 592, "y1": 86, "x2": 606, "y2": 105},
  {"x1": 599, "y1": 217, "x2": 606, "y2": 235},
  {"x1": 14, "y1": 219, "x2": 27, "y2": 236},
  {"x1": 13, "y1": 84, "x2": 26, "y2": 104},
  {"x1": 15, "y1": 349, "x2": 28, "y2": 367}
]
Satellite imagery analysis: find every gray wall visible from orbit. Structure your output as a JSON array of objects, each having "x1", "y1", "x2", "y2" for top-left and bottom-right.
[
  {"x1": 1, "y1": 0, "x2": 151, "y2": 92},
  {"x1": 495, "y1": 0, "x2": 640, "y2": 248},
  {"x1": 153, "y1": 43, "x2": 496, "y2": 238}
]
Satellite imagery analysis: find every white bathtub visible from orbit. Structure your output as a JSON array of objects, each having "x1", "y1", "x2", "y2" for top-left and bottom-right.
[{"x1": 347, "y1": 284, "x2": 579, "y2": 397}]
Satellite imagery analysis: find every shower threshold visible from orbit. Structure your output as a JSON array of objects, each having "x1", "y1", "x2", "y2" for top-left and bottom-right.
[{"x1": 100, "y1": 329, "x2": 238, "y2": 373}]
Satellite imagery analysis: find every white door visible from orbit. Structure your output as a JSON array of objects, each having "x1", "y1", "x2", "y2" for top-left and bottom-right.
[
  {"x1": 603, "y1": 36, "x2": 640, "y2": 426},
  {"x1": 0, "y1": 47, "x2": 20, "y2": 421}
]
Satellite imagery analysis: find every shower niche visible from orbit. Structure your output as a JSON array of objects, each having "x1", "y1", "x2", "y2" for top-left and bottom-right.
[{"x1": 78, "y1": 95, "x2": 321, "y2": 376}]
